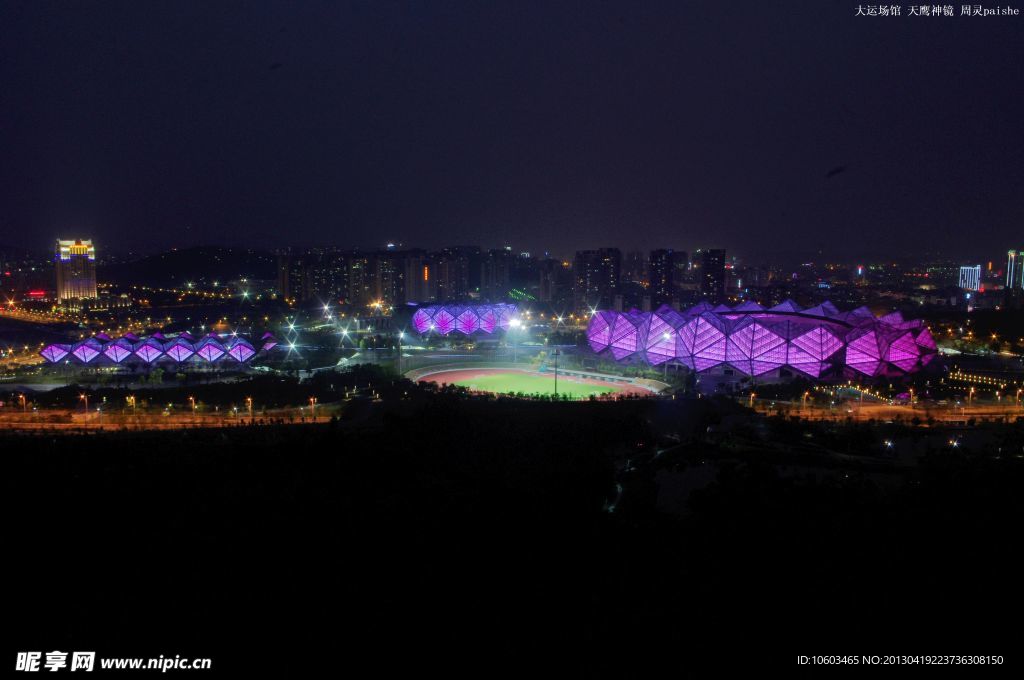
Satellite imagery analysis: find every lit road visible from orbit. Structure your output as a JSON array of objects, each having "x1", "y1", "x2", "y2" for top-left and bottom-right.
[
  {"x1": 749, "y1": 398, "x2": 1023, "y2": 423},
  {"x1": 0, "y1": 404, "x2": 341, "y2": 432}
]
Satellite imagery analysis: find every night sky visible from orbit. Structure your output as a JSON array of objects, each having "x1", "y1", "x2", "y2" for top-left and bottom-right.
[{"x1": 1, "y1": 1, "x2": 1021, "y2": 260}]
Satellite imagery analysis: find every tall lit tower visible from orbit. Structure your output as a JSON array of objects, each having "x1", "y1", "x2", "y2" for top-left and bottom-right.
[
  {"x1": 648, "y1": 249, "x2": 686, "y2": 307},
  {"x1": 701, "y1": 249, "x2": 726, "y2": 303},
  {"x1": 1008, "y1": 250, "x2": 1023, "y2": 290},
  {"x1": 55, "y1": 239, "x2": 97, "y2": 300},
  {"x1": 958, "y1": 265, "x2": 981, "y2": 292}
]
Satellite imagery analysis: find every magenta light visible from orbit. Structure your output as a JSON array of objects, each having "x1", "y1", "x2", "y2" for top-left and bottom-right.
[
  {"x1": 40, "y1": 344, "x2": 70, "y2": 363},
  {"x1": 412, "y1": 304, "x2": 518, "y2": 336},
  {"x1": 71, "y1": 340, "x2": 102, "y2": 363},
  {"x1": 914, "y1": 327, "x2": 937, "y2": 352},
  {"x1": 226, "y1": 341, "x2": 255, "y2": 362},
  {"x1": 584, "y1": 301, "x2": 937, "y2": 377},
  {"x1": 432, "y1": 308, "x2": 455, "y2": 335},
  {"x1": 456, "y1": 308, "x2": 480, "y2": 334},
  {"x1": 164, "y1": 340, "x2": 194, "y2": 363},
  {"x1": 885, "y1": 332, "x2": 920, "y2": 372},
  {"x1": 103, "y1": 340, "x2": 133, "y2": 363},
  {"x1": 846, "y1": 330, "x2": 882, "y2": 376},
  {"x1": 479, "y1": 308, "x2": 498, "y2": 333},
  {"x1": 609, "y1": 313, "x2": 642, "y2": 360},
  {"x1": 587, "y1": 311, "x2": 615, "y2": 353},
  {"x1": 196, "y1": 342, "x2": 225, "y2": 362},
  {"x1": 412, "y1": 309, "x2": 432, "y2": 334},
  {"x1": 134, "y1": 339, "x2": 163, "y2": 363}
]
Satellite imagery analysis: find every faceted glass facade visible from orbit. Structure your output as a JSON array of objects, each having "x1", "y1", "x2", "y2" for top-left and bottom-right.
[
  {"x1": 586, "y1": 302, "x2": 938, "y2": 378},
  {"x1": 42, "y1": 333, "x2": 277, "y2": 365},
  {"x1": 411, "y1": 303, "x2": 518, "y2": 335}
]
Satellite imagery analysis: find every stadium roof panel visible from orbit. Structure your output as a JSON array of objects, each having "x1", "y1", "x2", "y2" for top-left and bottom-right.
[{"x1": 587, "y1": 304, "x2": 937, "y2": 378}]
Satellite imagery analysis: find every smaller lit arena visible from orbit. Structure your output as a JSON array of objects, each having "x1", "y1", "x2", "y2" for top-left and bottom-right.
[
  {"x1": 40, "y1": 331, "x2": 278, "y2": 368},
  {"x1": 414, "y1": 367, "x2": 661, "y2": 399}
]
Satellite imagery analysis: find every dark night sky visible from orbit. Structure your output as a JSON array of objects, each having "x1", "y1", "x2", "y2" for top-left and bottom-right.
[{"x1": 1, "y1": 1, "x2": 1021, "y2": 261}]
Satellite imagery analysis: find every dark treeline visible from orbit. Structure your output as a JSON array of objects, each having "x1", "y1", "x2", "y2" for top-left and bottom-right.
[{"x1": 5, "y1": 397, "x2": 1023, "y2": 674}]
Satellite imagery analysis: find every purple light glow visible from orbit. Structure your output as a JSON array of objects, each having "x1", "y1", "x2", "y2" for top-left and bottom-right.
[
  {"x1": 71, "y1": 339, "x2": 103, "y2": 363},
  {"x1": 195, "y1": 337, "x2": 226, "y2": 362},
  {"x1": 40, "y1": 344, "x2": 70, "y2": 363},
  {"x1": 103, "y1": 339, "x2": 133, "y2": 363},
  {"x1": 134, "y1": 339, "x2": 163, "y2": 363},
  {"x1": 585, "y1": 302, "x2": 938, "y2": 377},
  {"x1": 39, "y1": 333, "x2": 274, "y2": 365},
  {"x1": 411, "y1": 304, "x2": 518, "y2": 336},
  {"x1": 164, "y1": 339, "x2": 195, "y2": 363},
  {"x1": 412, "y1": 309, "x2": 432, "y2": 334},
  {"x1": 225, "y1": 338, "x2": 256, "y2": 362}
]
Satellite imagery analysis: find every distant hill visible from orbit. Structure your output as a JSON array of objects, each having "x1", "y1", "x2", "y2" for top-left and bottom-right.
[{"x1": 100, "y1": 247, "x2": 277, "y2": 288}]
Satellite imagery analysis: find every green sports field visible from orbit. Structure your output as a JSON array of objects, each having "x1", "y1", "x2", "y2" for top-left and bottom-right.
[{"x1": 422, "y1": 368, "x2": 637, "y2": 398}]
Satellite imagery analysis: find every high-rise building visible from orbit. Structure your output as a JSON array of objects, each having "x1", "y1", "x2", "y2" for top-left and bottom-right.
[
  {"x1": 700, "y1": 249, "x2": 726, "y2": 303},
  {"x1": 1008, "y1": 250, "x2": 1023, "y2": 290},
  {"x1": 481, "y1": 248, "x2": 513, "y2": 301},
  {"x1": 346, "y1": 254, "x2": 373, "y2": 307},
  {"x1": 573, "y1": 248, "x2": 621, "y2": 310},
  {"x1": 431, "y1": 246, "x2": 479, "y2": 301},
  {"x1": 959, "y1": 265, "x2": 981, "y2": 292},
  {"x1": 55, "y1": 239, "x2": 97, "y2": 300},
  {"x1": 622, "y1": 250, "x2": 646, "y2": 285},
  {"x1": 648, "y1": 249, "x2": 686, "y2": 307},
  {"x1": 400, "y1": 250, "x2": 431, "y2": 303}
]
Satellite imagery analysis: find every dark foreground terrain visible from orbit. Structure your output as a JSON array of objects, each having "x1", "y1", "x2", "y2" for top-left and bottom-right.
[{"x1": 5, "y1": 396, "x2": 1023, "y2": 675}]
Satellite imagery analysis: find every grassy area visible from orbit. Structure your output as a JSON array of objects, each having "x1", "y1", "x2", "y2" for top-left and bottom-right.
[{"x1": 452, "y1": 371, "x2": 618, "y2": 398}]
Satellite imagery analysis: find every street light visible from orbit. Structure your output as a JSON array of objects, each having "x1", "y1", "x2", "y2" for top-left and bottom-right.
[
  {"x1": 18, "y1": 393, "x2": 26, "y2": 414},
  {"x1": 188, "y1": 396, "x2": 196, "y2": 421},
  {"x1": 246, "y1": 396, "x2": 253, "y2": 420},
  {"x1": 309, "y1": 396, "x2": 317, "y2": 421},
  {"x1": 552, "y1": 348, "x2": 561, "y2": 398},
  {"x1": 397, "y1": 331, "x2": 404, "y2": 374},
  {"x1": 509, "y1": 318, "x2": 522, "y2": 363}
]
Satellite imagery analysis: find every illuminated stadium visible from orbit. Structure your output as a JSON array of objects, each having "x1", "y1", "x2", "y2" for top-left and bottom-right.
[
  {"x1": 40, "y1": 332, "x2": 278, "y2": 366},
  {"x1": 412, "y1": 303, "x2": 518, "y2": 335},
  {"x1": 586, "y1": 301, "x2": 938, "y2": 379}
]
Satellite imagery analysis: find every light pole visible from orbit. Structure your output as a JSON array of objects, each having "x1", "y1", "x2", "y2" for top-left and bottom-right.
[
  {"x1": 246, "y1": 396, "x2": 253, "y2": 420},
  {"x1": 509, "y1": 318, "x2": 522, "y2": 363},
  {"x1": 397, "y1": 331, "x2": 404, "y2": 374},
  {"x1": 18, "y1": 393, "x2": 26, "y2": 414},
  {"x1": 553, "y1": 348, "x2": 560, "y2": 397},
  {"x1": 309, "y1": 396, "x2": 317, "y2": 421},
  {"x1": 189, "y1": 395, "x2": 196, "y2": 422}
]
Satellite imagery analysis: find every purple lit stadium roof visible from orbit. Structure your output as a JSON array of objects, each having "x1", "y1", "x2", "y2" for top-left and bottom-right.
[
  {"x1": 41, "y1": 332, "x2": 277, "y2": 365},
  {"x1": 412, "y1": 303, "x2": 517, "y2": 335},
  {"x1": 586, "y1": 302, "x2": 938, "y2": 378}
]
